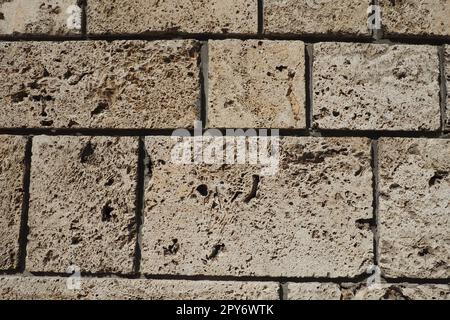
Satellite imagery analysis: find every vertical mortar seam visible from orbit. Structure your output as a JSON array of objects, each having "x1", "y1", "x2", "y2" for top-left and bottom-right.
[
  {"x1": 132, "y1": 137, "x2": 145, "y2": 275},
  {"x1": 17, "y1": 136, "x2": 32, "y2": 273},
  {"x1": 371, "y1": 139, "x2": 380, "y2": 267},
  {"x1": 258, "y1": 0, "x2": 264, "y2": 35},
  {"x1": 305, "y1": 43, "x2": 314, "y2": 133},
  {"x1": 79, "y1": 0, "x2": 87, "y2": 38}
]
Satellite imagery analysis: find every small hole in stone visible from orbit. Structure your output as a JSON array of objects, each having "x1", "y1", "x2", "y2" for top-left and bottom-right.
[
  {"x1": 101, "y1": 203, "x2": 114, "y2": 222},
  {"x1": 196, "y1": 184, "x2": 208, "y2": 197}
]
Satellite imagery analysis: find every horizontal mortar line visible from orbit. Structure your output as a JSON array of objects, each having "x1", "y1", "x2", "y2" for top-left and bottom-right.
[
  {"x1": 0, "y1": 271, "x2": 448, "y2": 286},
  {"x1": 0, "y1": 33, "x2": 449, "y2": 45},
  {"x1": 0, "y1": 128, "x2": 448, "y2": 139}
]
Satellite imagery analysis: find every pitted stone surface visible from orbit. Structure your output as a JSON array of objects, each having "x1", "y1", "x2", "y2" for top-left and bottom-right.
[
  {"x1": 378, "y1": 138, "x2": 450, "y2": 278},
  {"x1": 264, "y1": 0, "x2": 370, "y2": 36},
  {"x1": 285, "y1": 283, "x2": 341, "y2": 300},
  {"x1": 207, "y1": 40, "x2": 306, "y2": 129},
  {"x1": 0, "y1": 276, "x2": 279, "y2": 300},
  {"x1": 87, "y1": 0, "x2": 257, "y2": 35},
  {"x1": 0, "y1": 136, "x2": 26, "y2": 270},
  {"x1": 0, "y1": 0, "x2": 81, "y2": 35},
  {"x1": 27, "y1": 136, "x2": 138, "y2": 273},
  {"x1": 313, "y1": 43, "x2": 440, "y2": 131},
  {"x1": 141, "y1": 136, "x2": 373, "y2": 277},
  {"x1": 380, "y1": 0, "x2": 450, "y2": 37},
  {"x1": 0, "y1": 40, "x2": 200, "y2": 129},
  {"x1": 342, "y1": 283, "x2": 450, "y2": 300}
]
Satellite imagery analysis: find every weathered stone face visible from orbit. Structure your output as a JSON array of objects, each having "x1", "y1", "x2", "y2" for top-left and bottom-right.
[
  {"x1": 378, "y1": 138, "x2": 450, "y2": 278},
  {"x1": 0, "y1": 136, "x2": 26, "y2": 271},
  {"x1": 0, "y1": 276, "x2": 279, "y2": 300},
  {"x1": 285, "y1": 282, "x2": 450, "y2": 300},
  {"x1": 0, "y1": 0, "x2": 81, "y2": 35},
  {"x1": 379, "y1": 0, "x2": 450, "y2": 37},
  {"x1": 207, "y1": 40, "x2": 306, "y2": 129},
  {"x1": 264, "y1": 0, "x2": 370, "y2": 36},
  {"x1": 313, "y1": 43, "x2": 440, "y2": 131},
  {"x1": 87, "y1": 0, "x2": 257, "y2": 35},
  {"x1": 0, "y1": 40, "x2": 201, "y2": 129},
  {"x1": 27, "y1": 136, "x2": 139, "y2": 273},
  {"x1": 141, "y1": 136, "x2": 373, "y2": 277}
]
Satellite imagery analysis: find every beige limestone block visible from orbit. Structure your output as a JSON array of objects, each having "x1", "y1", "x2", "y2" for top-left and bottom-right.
[{"x1": 207, "y1": 40, "x2": 306, "y2": 129}]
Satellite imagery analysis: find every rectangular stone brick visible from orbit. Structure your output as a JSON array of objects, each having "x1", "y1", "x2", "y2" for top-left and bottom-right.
[
  {"x1": 0, "y1": 136, "x2": 26, "y2": 270},
  {"x1": 378, "y1": 138, "x2": 450, "y2": 278},
  {"x1": 0, "y1": 0, "x2": 81, "y2": 35},
  {"x1": 0, "y1": 276, "x2": 279, "y2": 300},
  {"x1": 286, "y1": 282, "x2": 449, "y2": 300},
  {"x1": 285, "y1": 283, "x2": 341, "y2": 300},
  {"x1": 87, "y1": 0, "x2": 257, "y2": 35},
  {"x1": 380, "y1": 0, "x2": 450, "y2": 37},
  {"x1": 0, "y1": 40, "x2": 200, "y2": 129},
  {"x1": 27, "y1": 136, "x2": 139, "y2": 273},
  {"x1": 313, "y1": 43, "x2": 440, "y2": 131},
  {"x1": 141, "y1": 136, "x2": 373, "y2": 277},
  {"x1": 264, "y1": 0, "x2": 370, "y2": 36},
  {"x1": 207, "y1": 40, "x2": 306, "y2": 129}
]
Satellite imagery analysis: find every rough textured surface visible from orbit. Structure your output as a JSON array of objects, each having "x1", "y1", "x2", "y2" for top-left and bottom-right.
[
  {"x1": 27, "y1": 136, "x2": 138, "y2": 273},
  {"x1": 87, "y1": 0, "x2": 257, "y2": 35},
  {"x1": 446, "y1": 46, "x2": 450, "y2": 130},
  {"x1": 207, "y1": 40, "x2": 306, "y2": 128},
  {"x1": 141, "y1": 136, "x2": 373, "y2": 277},
  {"x1": 264, "y1": 0, "x2": 370, "y2": 36},
  {"x1": 313, "y1": 43, "x2": 440, "y2": 131},
  {"x1": 285, "y1": 283, "x2": 341, "y2": 300},
  {"x1": 378, "y1": 138, "x2": 450, "y2": 278},
  {"x1": 0, "y1": 0, "x2": 81, "y2": 35},
  {"x1": 286, "y1": 282, "x2": 449, "y2": 300},
  {"x1": 0, "y1": 40, "x2": 200, "y2": 129},
  {"x1": 380, "y1": 0, "x2": 450, "y2": 37},
  {"x1": 0, "y1": 276, "x2": 279, "y2": 300},
  {"x1": 0, "y1": 136, "x2": 26, "y2": 270},
  {"x1": 342, "y1": 283, "x2": 450, "y2": 300}
]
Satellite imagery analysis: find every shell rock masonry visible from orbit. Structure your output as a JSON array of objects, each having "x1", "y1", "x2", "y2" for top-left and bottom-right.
[{"x1": 0, "y1": 0, "x2": 448, "y2": 301}]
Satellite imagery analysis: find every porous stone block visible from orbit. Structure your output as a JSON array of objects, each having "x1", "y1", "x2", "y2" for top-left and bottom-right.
[
  {"x1": 207, "y1": 40, "x2": 306, "y2": 128},
  {"x1": 0, "y1": 0, "x2": 81, "y2": 35},
  {"x1": 0, "y1": 276, "x2": 279, "y2": 300},
  {"x1": 313, "y1": 43, "x2": 440, "y2": 131},
  {"x1": 87, "y1": 0, "x2": 257, "y2": 35},
  {"x1": 380, "y1": 0, "x2": 450, "y2": 37},
  {"x1": 378, "y1": 138, "x2": 450, "y2": 278},
  {"x1": 141, "y1": 136, "x2": 373, "y2": 277},
  {"x1": 285, "y1": 283, "x2": 341, "y2": 300},
  {"x1": 0, "y1": 40, "x2": 200, "y2": 129},
  {"x1": 264, "y1": 0, "x2": 370, "y2": 36},
  {"x1": 0, "y1": 136, "x2": 26, "y2": 270},
  {"x1": 342, "y1": 283, "x2": 450, "y2": 300},
  {"x1": 27, "y1": 136, "x2": 138, "y2": 273}
]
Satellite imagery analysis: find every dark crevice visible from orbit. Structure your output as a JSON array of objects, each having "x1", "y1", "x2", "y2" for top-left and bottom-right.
[
  {"x1": 243, "y1": 175, "x2": 260, "y2": 203},
  {"x1": 206, "y1": 243, "x2": 225, "y2": 260},
  {"x1": 305, "y1": 44, "x2": 313, "y2": 131},
  {"x1": 257, "y1": 0, "x2": 264, "y2": 34},
  {"x1": 0, "y1": 32, "x2": 449, "y2": 45},
  {"x1": 16, "y1": 137, "x2": 32, "y2": 273},
  {"x1": 428, "y1": 171, "x2": 449, "y2": 187},
  {"x1": 79, "y1": 141, "x2": 95, "y2": 163},
  {"x1": 371, "y1": 140, "x2": 380, "y2": 266},
  {"x1": 132, "y1": 137, "x2": 146, "y2": 275},
  {"x1": 101, "y1": 203, "x2": 114, "y2": 222}
]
